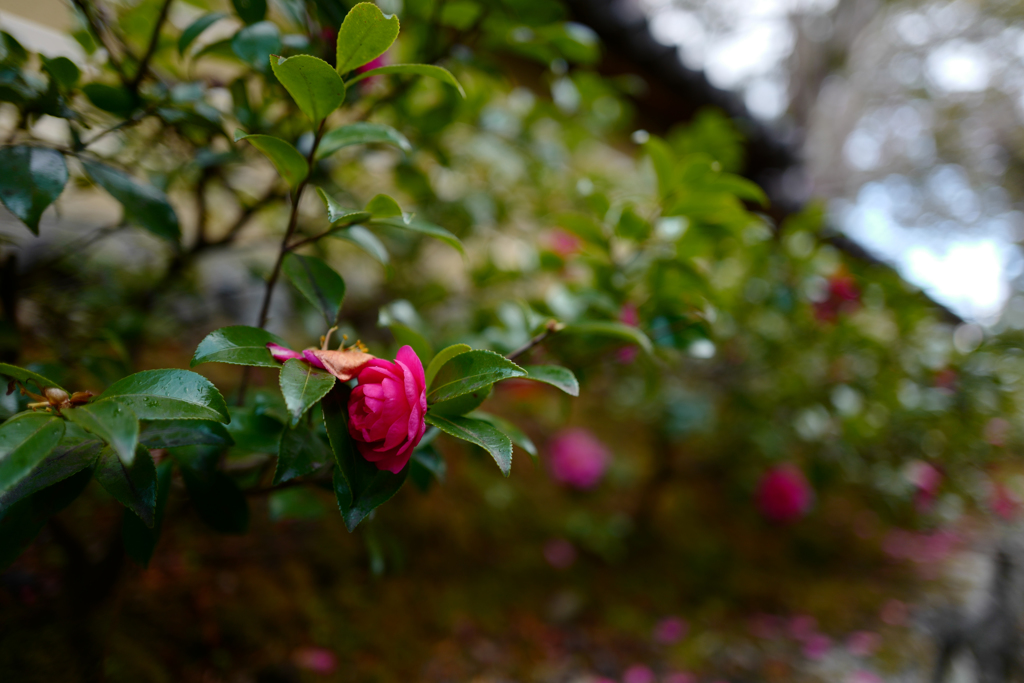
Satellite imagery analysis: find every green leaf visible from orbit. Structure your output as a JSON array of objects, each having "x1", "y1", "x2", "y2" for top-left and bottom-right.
[
  {"x1": 82, "y1": 160, "x2": 180, "y2": 243},
  {"x1": 554, "y1": 211, "x2": 607, "y2": 247},
  {"x1": 385, "y1": 323, "x2": 432, "y2": 367},
  {"x1": 335, "y1": 225, "x2": 388, "y2": 264},
  {"x1": 64, "y1": 400, "x2": 139, "y2": 466},
  {"x1": 424, "y1": 413, "x2": 513, "y2": 476},
  {"x1": 282, "y1": 253, "x2": 346, "y2": 327},
  {"x1": 226, "y1": 408, "x2": 284, "y2": 453},
  {"x1": 322, "y1": 386, "x2": 408, "y2": 531},
  {"x1": 316, "y1": 187, "x2": 372, "y2": 224},
  {"x1": 82, "y1": 83, "x2": 138, "y2": 117},
  {"x1": 0, "y1": 362, "x2": 63, "y2": 391},
  {"x1": 231, "y1": 21, "x2": 281, "y2": 68},
  {"x1": 232, "y1": 0, "x2": 266, "y2": 24},
  {"x1": 372, "y1": 216, "x2": 464, "y2": 254},
  {"x1": 365, "y1": 193, "x2": 403, "y2": 218},
  {"x1": 96, "y1": 369, "x2": 230, "y2": 423},
  {"x1": 427, "y1": 350, "x2": 526, "y2": 404},
  {"x1": 279, "y1": 358, "x2": 335, "y2": 426},
  {"x1": 269, "y1": 487, "x2": 325, "y2": 521},
  {"x1": 562, "y1": 321, "x2": 654, "y2": 354},
  {"x1": 0, "y1": 468, "x2": 92, "y2": 570},
  {"x1": 191, "y1": 325, "x2": 286, "y2": 368},
  {"x1": 177, "y1": 461, "x2": 249, "y2": 534},
  {"x1": 316, "y1": 122, "x2": 412, "y2": 159},
  {"x1": 95, "y1": 445, "x2": 157, "y2": 527},
  {"x1": 409, "y1": 445, "x2": 446, "y2": 491},
  {"x1": 0, "y1": 146, "x2": 67, "y2": 235},
  {"x1": 521, "y1": 365, "x2": 579, "y2": 396},
  {"x1": 139, "y1": 419, "x2": 233, "y2": 449},
  {"x1": 424, "y1": 343, "x2": 471, "y2": 388},
  {"x1": 346, "y1": 64, "x2": 466, "y2": 97},
  {"x1": 274, "y1": 425, "x2": 331, "y2": 484},
  {"x1": 429, "y1": 384, "x2": 490, "y2": 417},
  {"x1": 0, "y1": 413, "x2": 65, "y2": 496},
  {"x1": 0, "y1": 437, "x2": 100, "y2": 516},
  {"x1": 469, "y1": 411, "x2": 537, "y2": 461},
  {"x1": 270, "y1": 54, "x2": 346, "y2": 123},
  {"x1": 335, "y1": 2, "x2": 400, "y2": 74},
  {"x1": 234, "y1": 131, "x2": 308, "y2": 188},
  {"x1": 179, "y1": 12, "x2": 227, "y2": 55},
  {"x1": 41, "y1": 56, "x2": 80, "y2": 89},
  {"x1": 122, "y1": 460, "x2": 172, "y2": 567}
]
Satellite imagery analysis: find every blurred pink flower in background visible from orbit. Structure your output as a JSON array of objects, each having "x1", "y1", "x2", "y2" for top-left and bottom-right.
[
  {"x1": 991, "y1": 481, "x2": 1020, "y2": 520},
  {"x1": 622, "y1": 664, "x2": 655, "y2": 683},
  {"x1": 616, "y1": 303, "x2": 641, "y2": 364},
  {"x1": 905, "y1": 460, "x2": 942, "y2": 511},
  {"x1": 543, "y1": 538, "x2": 577, "y2": 569},
  {"x1": 749, "y1": 613, "x2": 784, "y2": 639},
  {"x1": 789, "y1": 614, "x2": 817, "y2": 641},
  {"x1": 846, "y1": 631, "x2": 881, "y2": 657},
  {"x1": 802, "y1": 633, "x2": 831, "y2": 660},
  {"x1": 756, "y1": 465, "x2": 813, "y2": 523},
  {"x1": 549, "y1": 229, "x2": 583, "y2": 257},
  {"x1": 547, "y1": 428, "x2": 610, "y2": 489},
  {"x1": 984, "y1": 417, "x2": 1011, "y2": 446},
  {"x1": 355, "y1": 53, "x2": 388, "y2": 87},
  {"x1": 293, "y1": 647, "x2": 337, "y2": 674},
  {"x1": 847, "y1": 672, "x2": 884, "y2": 683},
  {"x1": 653, "y1": 616, "x2": 688, "y2": 644}
]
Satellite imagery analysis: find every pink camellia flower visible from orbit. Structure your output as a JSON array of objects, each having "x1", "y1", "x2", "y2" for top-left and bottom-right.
[
  {"x1": 293, "y1": 646, "x2": 337, "y2": 674},
  {"x1": 347, "y1": 346, "x2": 427, "y2": 473},
  {"x1": 755, "y1": 465, "x2": 813, "y2": 524},
  {"x1": 548, "y1": 229, "x2": 582, "y2": 257},
  {"x1": 355, "y1": 53, "x2": 388, "y2": 87},
  {"x1": 267, "y1": 342, "x2": 326, "y2": 369},
  {"x1": 653, "y1": 616, "x2": 688, "y2": 644},
  {"x1": 846, "y1": 631, "x2": 881, "y2": 657},
  {"x1": 802, "y1": 633, "x2": 831, "y2": 660},
  {"x1": 991, "y1": 481, "x2": 1020, "y2": 520},
  {"x1": 547, "y1": 428, "x2": 610, "y2": 489},
  {"x1": 905, "y1": 460, "x2": 942, "y2": 512},
  {"x1": 622, "y1": 664, "x2": 655, "y2": 683},
  {"x1": 847, "y1": 672, "x2": 883, "y2": 683},
  {"x1": 789, "y1": 614, "x2": 817, "y2": 641}
]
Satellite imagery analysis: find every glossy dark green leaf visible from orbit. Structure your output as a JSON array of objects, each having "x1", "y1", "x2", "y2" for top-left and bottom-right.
[
  {"x1": 316, "y1": 122, "x2": 411, "y2": 159},
  {"x1": 82, "y1": 160, "x2": 181, "y2": 243},
  {"x1": 178, "y1": 463, "x2": 249, "y2": 534},
  {"x1": 315, "y1": 187, "x2": 372, "y2": 224},
  {"x1": 82, "y1": 83, "x2": 138, "y2": 117},
  {"x1": 95, "y1": 445, "x2": 157, "y2": 527},
  {"x1": 335, "y1": 226, "x2": 388, "y2": 264},
  {"x1": 469, "y1": 411, "x2": 537, "y2": 461},
  {"x1": 96, "y1": 369, "x2": 230, "y2": 423},
  {"x1": 234, "y1": 131, "x2": 308, "y2": 188},
  {"x1": 427, "y1": 350, "x2": 526, "y2": 404},
  {"x1": 424, "y1": 413, "x2": 513, "y2": 476},
  {"x1": 282, "y1": 253, "x2": 346, "y2": 327},
  {"x1": 270, "y1": 54, "x2": 346, "y2": 123},
  {"x1": 139, "y1": 419, "x2": 233, "y2": 449},
  {"x1": 226, "y1": 408, "x2": 284, "y2": 453},
  {"x1": 179, "y1": 12, "x2": 228, "y2": 55},
  {"x1": 563, "y1": 321, "x2": 654, "y2": 354},
  {"x1": 0, "y1": 467, "x2": 92, "y2": 570},
  {"x1": 279, "y1": 358, "x2": 335, "y2": 426},
  {"x1": 191, "y1": 325, "x2": 286, "y2": 368},
  {"x1": 345, "y1": 64, "x2": 466, "y2": 97},
  {"x1": 231, "y1": 0, "x2": 266, "y2": 24},
  {"x1": 274, "y1": 425, "x2": 331, "y2": 484},
  {"x1": 521, "y1": 365, "x2": 579, "y2": 396},
  {"x1": 322, "y1": 385, "x2": 407, "y2": 531},
  {"x1": 335, "y1": 2, "x2": 400, "y2": 74},
  {"x1": 41, "y1": 56, "x2": 79, "y2": 89},
  {"x1": 0, "y1": 146, "x2": 67, "y2": 235},
  {"x1": 0, "y1": 412, "x2": 65, "y2": 497},
  {"x1": 424, "y1": 343, "x2": 471, "y2": 388},
  {"x1": 269, "y1": 487, "x2": 325, "y2": 521},
  {"x1": 429, "y1": 384, "x2": 490, "y2": 417},
  {"x1": 372, "y1": 216, "x2": 464, "y2": 254},
  {"x1": 0, "y1": 437, "x2": 101, "y2": 516},
  {"x1": 231, "y1": 21, "x2": 281, "y2": 68},
  {"x1": 64, "y1": 399, "x2": 138, "y2": 466},
  {"x1": 122, "y1": 460, "x2": 172, "y2": 567},
  {"x1": 0, "y1": 362, "x2": 63, "y2": 391}
]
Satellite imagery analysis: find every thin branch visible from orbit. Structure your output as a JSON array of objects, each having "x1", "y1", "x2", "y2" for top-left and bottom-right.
[
  {"x1": 130, "y1": 0, "x2": 174, "y2": 92},
  {"x1": 507, "y1": 320, "x2": 565, "y2": 361},
  {"x1": 254, "y1": 121, "x2": 327, "y2": 329},
  {"x1": 72, "y1": 0, "x2": 132, "y2": 85},
  {"x1": 285, "y1": 217, "x2": 365, "y2": 252}
]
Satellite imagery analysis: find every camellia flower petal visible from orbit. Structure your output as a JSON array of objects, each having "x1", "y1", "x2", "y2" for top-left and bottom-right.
[
  {"x1": 756, "y1": 464, "x2": 813, "y2": 524},
  {"x1": 305, "y1": 347, "x2": 376, "y2": 382},
  {"x1": 347, "y1": 345, "x2": 427, "y2": 473},
  {"x1": 266, "y1": 342, "x2": 326, "y2": 369}
]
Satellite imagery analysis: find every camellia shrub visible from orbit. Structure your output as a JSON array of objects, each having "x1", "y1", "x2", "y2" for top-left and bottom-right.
[{"x1": 1, "y1": 3, "x2": 1023, "y2": 676}]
